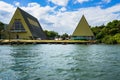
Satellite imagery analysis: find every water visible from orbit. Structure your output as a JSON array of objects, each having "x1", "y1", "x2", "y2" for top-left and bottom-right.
[{"x1": 0, "y1": 44, "x2": 120, "y2": 80}]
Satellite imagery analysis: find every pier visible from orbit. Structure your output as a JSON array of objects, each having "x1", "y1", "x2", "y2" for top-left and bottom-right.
[{"x1": 0, "y1": 40, "x2": 96, "y2": 45}]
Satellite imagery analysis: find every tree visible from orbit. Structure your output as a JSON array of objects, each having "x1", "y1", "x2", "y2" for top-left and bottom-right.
[
  {"x1": 102, "y1": 35, "x2": 117, "y2": 44},
  {"x1": 91, "y1": 20, "x2": 120, "y2": 44},
  {"x1": 61, "y1": 33, "x2": 69, "y2": 40},
  {"x1": 91, "y1": 25, "x2": 104, "y2": 36},
  {"x1": 44, "y1": 30, "x2": 59, "y2": 39},
  {"x1": 0, "y1": 22, "x2": 5, "y2": 39},
  {"x1": 114, "y1": 33, "x2": 120, "y2": 44}
]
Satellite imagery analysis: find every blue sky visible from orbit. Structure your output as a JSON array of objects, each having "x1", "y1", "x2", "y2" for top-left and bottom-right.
[
  {"x1": 0, "y1": 0, "x2": 120, "y2": 34},
  {"x1": 2, "y1": 0, "x2": 119, "y2": 9}
]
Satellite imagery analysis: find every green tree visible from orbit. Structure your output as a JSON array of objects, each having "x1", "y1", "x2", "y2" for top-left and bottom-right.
[
  {"x1": 91, "y1": 19, "x2": 120, "y2": 44},
  {"x1": 44, "y1": 30, "x2": 59, "y2": 39},
  {"x1": 61, "y1": 33, "x2": 69, "y2": 40},
  {"x1": 102, "y1": 35, "x2": 117, "y2": 44},
  {"x1": 106, "y1": 20, "x2": 119, "y2": 29},
  {"x1": 91, "y1": 25, "x2": 104, "y2": 36},
  {"x1": 109, "y1": 28, "x2": 119, "y2": 35},
  {"x1": 114, "y1": 33, "x2": 120, "y2": 43}
]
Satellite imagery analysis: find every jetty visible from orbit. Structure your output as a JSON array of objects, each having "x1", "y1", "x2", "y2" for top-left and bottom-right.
[{"x1": 0, "y1": 40, "x2": 96, "y2": 45}]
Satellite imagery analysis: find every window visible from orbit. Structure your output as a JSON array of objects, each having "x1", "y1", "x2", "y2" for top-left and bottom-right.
[{"x1": 11, "y1": 19, "x2": 26, "y2": 32}]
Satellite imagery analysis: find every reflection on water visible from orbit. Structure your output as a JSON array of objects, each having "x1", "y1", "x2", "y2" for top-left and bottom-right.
[{"x1": 0, "y1": 44, "x2": 120, "y2": 80}]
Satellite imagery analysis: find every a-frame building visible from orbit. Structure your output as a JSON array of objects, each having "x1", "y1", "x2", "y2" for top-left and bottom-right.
[
  {"x1": 7, "y1": 7, "x2": 46, "y2": 40},
  {"x1": 71, "y1": 15, "x2": 94, "y2": 40}
]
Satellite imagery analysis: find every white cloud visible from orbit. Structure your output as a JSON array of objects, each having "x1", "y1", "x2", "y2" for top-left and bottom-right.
[
  {"x1": 0, "y1": 1, "x2": 120, "y2": 34},
  {"x1": 22, "y1": 3, "x2": 56, "y2": 20},
  {"x1": 102, "y1": 0, "x2": 111, "y2": 3},
  {"x1": 14, "y1": 1, "x2": 20, "y2": 7},
  {"x1": 59, "y1": 7, "x2": 67, "y2": 12},
  {"x1": 98, "y1": 0, "x2": 111, "y2": 4},
  {"x1": 0, "y1": 1, "x2": 15, "y2": 23},
  {"x1": 0, "y1": 1, "x2": 15, "y2": 12},
  {"x1": 41, "y1": 3, "x2": 120, "y2": 34},
  {"x1": 74, "y1": 0, "x2": 90, "y2": 4},
  {"x1": 48, "y1": 0, "x2": 69, "y2": 6},
  {"x1": 78, "y1": 5, "x2": 120, "y2": 26},
  {"x1": 28, "y1": 2, "x2": 40, "y2": 7}
]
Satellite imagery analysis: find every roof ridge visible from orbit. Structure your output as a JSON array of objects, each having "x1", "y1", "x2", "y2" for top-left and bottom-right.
[{"x1": 17, "y1": 7, "x2": 37, "y2": 20}]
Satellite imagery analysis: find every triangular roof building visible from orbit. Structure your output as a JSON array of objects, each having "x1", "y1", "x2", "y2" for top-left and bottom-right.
[
  {"x1": 7, "y1": 7, "x2": 46, "y2": 39},
  {"x1": 72, "y1": 15, "x2": 94, "y2": 40}
]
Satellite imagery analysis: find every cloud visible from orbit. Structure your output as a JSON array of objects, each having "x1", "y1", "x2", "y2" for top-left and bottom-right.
[
  {"x1": 0, "y1": 1, "x2": 15, "y2": 12},
  {"x1": 0, "y1": 1, "x2": 15, "y2": 23},
  {"x1": 98, "y1": 0, "x2": 111, "y2": 4},
  {"x1": 59, "y1": 7, "x2": 67, "y2": 12},
  {"x1": 0, "y1": 1, "x2": 120, "y2": 34},
  {"x1": 36, "y1": 4, "x2": 120, "y2": 34},
  {"x1": 28, "y1": 2, "x2": 40, "y2": 7},
  {"x1": 48, "y1": 0, "x2": 69, "y2": 6},
  {"x1": 79, "y1": 4, "x2": 120, "y2": 26},
  {"x1": 102, "y1": 0, "x2": 111, "y2": 3},
  {"x1": 14, "y1": 1, "x2": 20, "y2": 7},
  {"x1": 74, "y1": 0, "x2": 90, "y2": 4}
]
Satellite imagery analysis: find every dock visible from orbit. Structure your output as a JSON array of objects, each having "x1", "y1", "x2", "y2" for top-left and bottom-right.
[{"x1": 0, "y1": 40, "x2": 96, "y2": 45}]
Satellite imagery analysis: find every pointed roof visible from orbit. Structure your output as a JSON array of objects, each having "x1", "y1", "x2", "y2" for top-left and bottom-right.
[
  {"x1": 18, "y1": 7, "x2": 47, "y2": 39},
  {"x1": 10, "y1": 7, "x2": 46, "y2": 39},
  {"x1": 72, "y1": 15, "x2": 94, "y2": 36}
]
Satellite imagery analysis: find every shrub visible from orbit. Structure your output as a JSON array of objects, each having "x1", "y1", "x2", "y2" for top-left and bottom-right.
[
  {"x1": 102, "y1": 36, "x2": 117, "y2": 44},
  {"x1": 114, "y1": 33, "x2": 120, "y2": 44}
]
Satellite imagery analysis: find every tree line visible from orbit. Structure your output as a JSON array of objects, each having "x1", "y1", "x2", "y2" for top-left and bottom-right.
[
  {"x1": 44, "y1": 30, "x2": 69, "y2": 40},
  {"x1": 91, "y1": 20, "x2": 120, "y2": 44}
]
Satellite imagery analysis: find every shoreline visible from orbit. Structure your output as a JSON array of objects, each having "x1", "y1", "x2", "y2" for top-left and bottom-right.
[{"x1": 0, "y1": 39, "x2": 96, "y2": 45}]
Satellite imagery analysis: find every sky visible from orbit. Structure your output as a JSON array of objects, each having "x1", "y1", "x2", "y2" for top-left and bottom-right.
[{"x1": 0, "y1": 0, "x2": 120, "y2": 34}]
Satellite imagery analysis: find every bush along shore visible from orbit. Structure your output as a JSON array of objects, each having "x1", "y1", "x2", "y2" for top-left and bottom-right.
[{"x1": 91, "y1": 20, "x2": 120, "y2": 44}]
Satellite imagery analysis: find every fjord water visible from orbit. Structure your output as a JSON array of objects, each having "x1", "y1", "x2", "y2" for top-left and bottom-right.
[{"x1": 0, "y1": 44, "x2": 120, "y2": 80}]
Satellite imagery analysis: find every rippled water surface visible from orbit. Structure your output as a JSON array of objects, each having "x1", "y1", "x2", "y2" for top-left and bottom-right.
[{"x1": 0, "y1": 44, "x2": 120, "y2": 80}]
